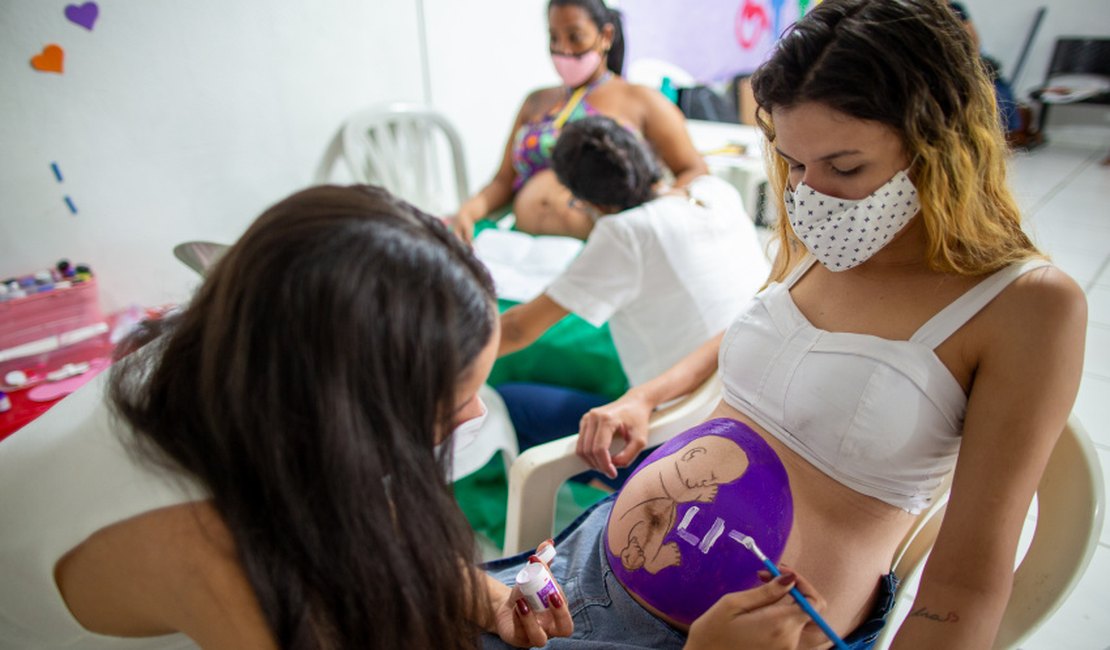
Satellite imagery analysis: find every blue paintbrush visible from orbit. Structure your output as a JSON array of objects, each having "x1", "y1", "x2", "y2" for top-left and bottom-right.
[{"x1": 734, "y1": 533, "x2": 850, "y2": 650}]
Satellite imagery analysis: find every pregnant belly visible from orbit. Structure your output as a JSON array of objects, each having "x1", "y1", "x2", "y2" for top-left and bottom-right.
[
  {"x1": 604, "y1": 418, "x2": 793, "y2": 627},
  {"x1": 512, "y1": 170, "x2": 595, "y2": 240},
  {"x1": 608, "y1": 404, "x2": 916, "y2": 636}
]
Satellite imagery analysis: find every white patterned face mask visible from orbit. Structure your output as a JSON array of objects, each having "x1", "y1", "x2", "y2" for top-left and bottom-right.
[{"x1": 783, "y1": 170, "x2": 920, "y2": 271}]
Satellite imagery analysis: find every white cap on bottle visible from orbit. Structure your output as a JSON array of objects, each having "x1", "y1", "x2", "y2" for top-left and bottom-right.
[{"x1": 515, "y1": 563, "x2": 558, "y2": 611}]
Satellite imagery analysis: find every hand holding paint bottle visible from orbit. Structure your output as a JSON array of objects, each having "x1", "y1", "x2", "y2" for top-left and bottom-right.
[
  {"x1": 514, "y1": 539, "x2": 559, "y2": 611},
  {"x1": 490, "y1": 539, "x2": 574, "y2": 647}
]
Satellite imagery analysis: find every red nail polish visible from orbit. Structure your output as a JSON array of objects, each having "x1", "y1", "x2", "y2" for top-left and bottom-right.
[
  {"x1": 777, "y1": 571, "x2": 796, "y2": 586},
  {"x1": 550, "y1": 592, "x2": 564, "y2": 608},
  {"x1": 515, "y1": 598, "x2": 530, "y2": 616},
  {"x1": 528, "y1": 555, "x2": 542, "y2": 564},
  {"x1": 757, "y1": 570, "x2": 773, "y2": 582}
]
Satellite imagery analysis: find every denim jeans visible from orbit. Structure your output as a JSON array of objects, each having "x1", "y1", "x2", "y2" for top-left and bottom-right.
[{"x1": 481, "y1": 496, "x2": 898, "y2": 649}]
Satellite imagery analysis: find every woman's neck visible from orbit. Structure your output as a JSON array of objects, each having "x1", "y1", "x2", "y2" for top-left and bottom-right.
[
  {"x1": 852, "y1": 216, "x2": 933, "y2": 273},
  {"x1": 573, "y1": 69, "x2": 612, "y2": 91}
]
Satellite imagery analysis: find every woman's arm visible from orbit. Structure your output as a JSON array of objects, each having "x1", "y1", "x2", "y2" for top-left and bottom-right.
[
  {"x1": 634, "y1": 85, "x2": 709, "y2": 189},
  {"x1": 890, "y1": 267, "x2": 1086, "y2": 649},
  {"x1": 452, "y1": 91, "x2": 547, "y2": 242},
  {"x1": 498, "y1": 294, "x2": 570, "y2": 357},
  {"x1": 54, "y1": 501, "x2": 278, "y2": 650},
  {"x1": 577, "y1": 330, "x2": 724, "y2": 477}
]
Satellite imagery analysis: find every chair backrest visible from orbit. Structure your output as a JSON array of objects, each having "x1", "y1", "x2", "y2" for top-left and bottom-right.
[
  {"x1": 501, "y1": 374, "x2": 722, "y2": 555},
  {"x1": 172, "y1": 241, "x2": 229, "y2": 276},
  {"x1": 1045, "y1": 38, "x2": 1110, "y2": 79},
  {"x1": 314, "y1": 104, "x2": 470, "y2": 217},
  {"x1": 876, "y1": 415, "x2": 1105, "y2": 649}
]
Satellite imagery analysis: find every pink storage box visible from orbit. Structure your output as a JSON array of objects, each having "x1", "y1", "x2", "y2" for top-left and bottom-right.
[{"x1": 0, "y1": 278, "x2": 104, "y2": 352}]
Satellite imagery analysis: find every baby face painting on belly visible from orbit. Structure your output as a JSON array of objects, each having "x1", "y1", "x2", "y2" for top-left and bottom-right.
[{"x1": 605, "y1": 418, "x2": 793, "y2": 625}]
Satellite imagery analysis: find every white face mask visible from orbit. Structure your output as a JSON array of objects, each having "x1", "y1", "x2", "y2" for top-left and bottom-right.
[
  {"x1": 388, "y1": 398, "x2": 490, "y2": 490},
  {"x1": 783, "y1": 169, "x2": 920, "y2": 271},
  {"x1": 437, "y1": 397, "x2": 488, "y2": 458}
]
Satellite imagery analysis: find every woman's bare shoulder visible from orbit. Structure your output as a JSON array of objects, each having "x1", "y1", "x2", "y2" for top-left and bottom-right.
[
  {"x1": 55, "y1": 501, "x2": 275, "y2": 648},
  {"x1": 520, "y1": 86, "x2": 566, "y2": 118},
  {"x1": 621, "y1": 80, "x2": 677, "y2": 109},
  {"x1": 988, "y1": 263, "x2": 1086, "y2": 330}
]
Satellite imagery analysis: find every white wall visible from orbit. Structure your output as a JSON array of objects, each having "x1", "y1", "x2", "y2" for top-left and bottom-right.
[
  {"x1": 0, "y1": 0, "x2": 425, "y2": 312},
  {"x1": 963, "y1": 0, "x2": 1110, "y2": 140},
  {"x1": 964, "y1": 0, "x2": 1108, "y2": 95},
  {"x1": 2, "y1": 0, "x2": 1106, "y2": 314},
  {"x1": 422, "y1": 0, "x2": 556, "y2": 199}
]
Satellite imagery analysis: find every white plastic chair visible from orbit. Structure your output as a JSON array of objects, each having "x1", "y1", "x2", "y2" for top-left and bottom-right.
[
  {"x1": 501, "y1": 374, "x2": 722, "y2": 555},
  {"x1": 314, "y1": 103, "x2": 470, "y2": 216},
  {"x1": 625, "y1": 57, "x2": 697, "y2": 91},
  {"x1": 501, "y1": 399, "x2": 1104, "y2": 647},
  {"x1": 876, "y1": 414, "x2": 1104, "y2": 649},
  {"x1": 172, "y1": 241, "x2": 229, "y2": 277}
]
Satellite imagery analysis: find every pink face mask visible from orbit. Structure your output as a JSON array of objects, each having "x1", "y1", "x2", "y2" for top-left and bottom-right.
[{"x1": 551, "y1": 48, "x2": 604, "y2": 88}]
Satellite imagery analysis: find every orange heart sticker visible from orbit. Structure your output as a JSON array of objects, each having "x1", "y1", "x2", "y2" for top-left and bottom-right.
[{"x1": 31, "y1": 44, "x2": 65, "y2": 74}]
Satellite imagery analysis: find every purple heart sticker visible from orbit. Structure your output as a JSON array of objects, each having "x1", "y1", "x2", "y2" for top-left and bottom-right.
[{"x1": 65, "y1": 2, "x2": 99, "y2": 31}]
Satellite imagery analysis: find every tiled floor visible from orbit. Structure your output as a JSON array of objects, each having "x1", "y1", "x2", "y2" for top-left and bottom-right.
[{"x1": 1007, "y1": 142, "x2": 1110, "y2": 650}]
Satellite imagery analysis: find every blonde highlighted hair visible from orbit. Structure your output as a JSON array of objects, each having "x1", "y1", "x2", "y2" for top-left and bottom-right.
[{"x1": 751, "y1": 0, "x2": 1041, "y2": 282}]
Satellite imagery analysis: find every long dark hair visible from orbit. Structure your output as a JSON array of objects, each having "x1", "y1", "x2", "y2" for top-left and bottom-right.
[
  {"x1": 552, "y1": 115, "x2": 660, "y2": 211},
  {"x1": 549, "y1": 0, "x2": 625, "y2": 75},
  {"x1": 110, "y1": 185, "x2": 496, "y2": 648},
  {"x1": 750, "y1": 0, "x2": 1036, "y2": 278}
]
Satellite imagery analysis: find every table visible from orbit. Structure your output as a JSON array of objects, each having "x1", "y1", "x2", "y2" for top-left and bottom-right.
[
  {"x1": 0, "y1": 307, "x2": 165, "y2": 443},
  {"x1": 0, "y1": 333, "x2": 115, "y2": 443},
  {"x1": 473, "y1": 221, "x2": 629, "y2": 400}
]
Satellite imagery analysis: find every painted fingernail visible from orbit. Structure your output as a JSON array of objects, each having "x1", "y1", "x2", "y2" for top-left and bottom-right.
[
  {"x1": 528, "y1": 555, "x2": 542, "y2": 564},
  {"x1": 515, "y1": 598, "x2": 530, "y2": 616},
  {"x1": 535, "y1": 540, "x2": 557, "y2": 564},
  {"x1": 550, "y1": 592, "x2": 564, "y2": 608},
  {"x1": 757, "y1": 569, "x2": 773, "y2": 582},
  {"x1": 777, "y1": 571, "x2": 796, "y2": 586}
]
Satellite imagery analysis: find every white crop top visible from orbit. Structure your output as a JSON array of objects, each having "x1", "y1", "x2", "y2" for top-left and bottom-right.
[
  {"x1": 719, "y1": 255, "x2": 1050, "y2": 513},
  {"x1": 0, "y1": 372, "x2": 205, "y2": 649}
]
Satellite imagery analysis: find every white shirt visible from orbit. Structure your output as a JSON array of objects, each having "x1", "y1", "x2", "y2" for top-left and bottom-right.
[
  {"x1": 720, "y1": 256, "x2": 1052, "y2": 513},
  {"x1": 546, "y1": 175, "x2": 769, "y2": 386},
  {"x1": 0, "y1": 372, "x2": 204, "y2": 649}
]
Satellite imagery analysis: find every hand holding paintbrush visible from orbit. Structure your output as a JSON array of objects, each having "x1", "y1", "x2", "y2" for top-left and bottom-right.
[
  {"x1": 684, "y1": 567, "x2": 831, "y2": 650},
  {"x1": 734, "y1": 533, "x2": 851, "y2": 650}
]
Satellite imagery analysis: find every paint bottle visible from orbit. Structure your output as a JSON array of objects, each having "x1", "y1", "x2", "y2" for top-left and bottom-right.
[{"x1": 515, "y1": 563, "x2": 559, "y2": 612}]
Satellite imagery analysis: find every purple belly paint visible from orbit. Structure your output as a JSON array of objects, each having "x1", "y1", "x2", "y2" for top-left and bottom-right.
[{"x1": 604, "y1": 418, "x2": 793, "y2": 625}]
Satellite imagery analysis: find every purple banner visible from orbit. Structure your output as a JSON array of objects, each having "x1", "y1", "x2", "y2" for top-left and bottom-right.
[{"x1": 622, "y1": 0, "x2": 818, "y2": 83}]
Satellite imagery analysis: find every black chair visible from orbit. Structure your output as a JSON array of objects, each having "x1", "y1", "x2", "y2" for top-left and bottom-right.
[{"x1": 1032, "y1": 37, "x2": 1110, "y2": 133}]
